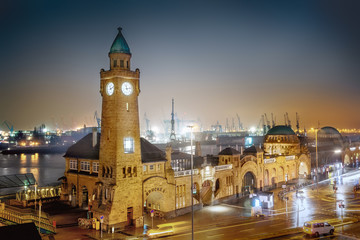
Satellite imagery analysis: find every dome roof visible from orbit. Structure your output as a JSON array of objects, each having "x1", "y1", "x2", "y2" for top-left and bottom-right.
[
  {"x1": 318, "y1": 126, "x2": 341, "y2": 137},
  {"x1": 109, "y1": 27, "x2": 131, "y2": 54},
  {"x1": 266, "y1": 125, "x2": 296, "y2": 136}
]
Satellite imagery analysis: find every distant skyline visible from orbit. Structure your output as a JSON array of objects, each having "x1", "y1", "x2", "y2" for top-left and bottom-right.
[{"x1": 1, "y1": 0, "x2": 360, "y2": 132}]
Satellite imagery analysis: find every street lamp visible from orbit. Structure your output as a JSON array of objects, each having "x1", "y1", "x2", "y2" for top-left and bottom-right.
[
  {"x1": 34, "y1": 182, "x2": 37, "y2": 211},
  {"x1": 187, "y1": 125, "x2": 194, "y2": 240},
  {"x1": 315, "y1": 128, "x2": 319, "y2": 195}
]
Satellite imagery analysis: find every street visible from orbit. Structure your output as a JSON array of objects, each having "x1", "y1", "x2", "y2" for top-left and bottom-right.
[{"x1": 145, "y1": 169, "x2": 360, "y2": 240}]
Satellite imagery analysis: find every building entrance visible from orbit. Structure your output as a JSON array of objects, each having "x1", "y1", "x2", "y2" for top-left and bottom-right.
[
  {"x1": 81, "y1": 186, "x2": 88, "y2": 208},
  {"x1": 127, "y1": 207, "x2": 133, "y2": 226},
  {"x1": 243, "y1": 172, "x2": 256, "y2": 194}
]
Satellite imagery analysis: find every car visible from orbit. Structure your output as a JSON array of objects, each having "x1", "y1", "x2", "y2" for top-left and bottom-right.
[
  {"x1": 146, "y1": 225, "x2": 174, "y2": 238},
  {"x1": 146, "y1": 221, "x2": 190, "y2": 238},
  {"x1": 303, "y1": 221, "x2": 334, "y2": 237}
]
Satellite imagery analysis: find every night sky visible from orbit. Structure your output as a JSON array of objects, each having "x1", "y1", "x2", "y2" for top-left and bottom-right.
[{"x1": 1, "y1": 0, "x2": 360, "y2": 132}]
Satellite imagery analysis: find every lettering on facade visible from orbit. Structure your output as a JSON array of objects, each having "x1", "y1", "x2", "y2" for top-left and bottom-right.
[
  {"x1": 145, "y1": 187, "x2": 166, "y2": 196},
  {"x1": 285, "y1": 155, "x2": 296, "y2": 161},
  {"x1": 264, "y1": 158, "x2": 276, "y2": 164}
]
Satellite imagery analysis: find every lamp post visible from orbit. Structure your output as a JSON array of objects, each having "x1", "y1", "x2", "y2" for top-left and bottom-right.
[
  {"x1": 315, "y1": 128, "x2": 319, "y2": 195},
  {"x1": 34, "y1": 183, "x2": 37, "y2": 211},
  {"x1": 38, "y1": 200, "x2": 42, "y2": 233},
  {"x1": 188, "y1": 125, "x2": 194, "y2": 240}
]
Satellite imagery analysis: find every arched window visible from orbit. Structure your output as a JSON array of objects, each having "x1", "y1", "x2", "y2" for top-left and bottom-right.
[
  {"x1": 127, "y1": 167, "x2": 132, "y2": 177},
  {"x1": 215, "y1": 179, "x2": 220, "y2": 192},
  {"x1": 106, "y1": 167, "x2": 110, "y2": 178}
]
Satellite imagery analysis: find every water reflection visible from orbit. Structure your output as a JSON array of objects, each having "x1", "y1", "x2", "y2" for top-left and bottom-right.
[{"x1": 31, "y1": 153, "x2": 39, "y2": 163}]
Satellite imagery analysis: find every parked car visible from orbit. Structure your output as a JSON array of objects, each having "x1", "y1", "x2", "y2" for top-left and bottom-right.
[{"x1": 303, "y1": 221, "x2": 334, "y2": 237}]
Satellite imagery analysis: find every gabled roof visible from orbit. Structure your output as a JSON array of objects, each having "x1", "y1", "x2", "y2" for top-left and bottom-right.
[
  {"x1": 218, "y1": 147, "x2": 241, "y2": 155},
  {"x1": 63, "y1": 133, "x2": 167, "y2": 163},
  {"x1": 141, "y1": 138, "x2": 167, "y2": 163},
  {"x1": 63, "y1": 133, "x2": 100, "y2": 160}
]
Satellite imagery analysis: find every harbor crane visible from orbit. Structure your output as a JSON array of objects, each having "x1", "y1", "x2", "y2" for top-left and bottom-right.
[
  {"x1": 236, "y1": 113, "x2": 243, "y2": 131},
  {"x1": 286, "y1": 112, "x2": 291, "y2": 129},
  {"x1": 264, "y1": 113, "x2": 271, "y2": 132},
  {"x1": 2, "y1": 121, "x2": 14, "y2": 135},
  {"x1": 296, "y1": 112, "x2": 300, "y2": 135},
  {"x1": 271, "y1": 113, "x2": 275, "y2": 128},
  {"x1": 170, "y1": 98, "x2": 176, "y2": 141},
  {"x1": 94, "y1": 111, "x2": 101, "y2": 129}
]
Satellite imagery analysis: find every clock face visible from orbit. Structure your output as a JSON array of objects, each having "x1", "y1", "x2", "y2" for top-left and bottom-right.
[
  {"x1": 106, "y1": 82, "x2": 114, "y2": 96},
  {"x1": 121, "y1": 82, "x2": 133, "y2": 96}
]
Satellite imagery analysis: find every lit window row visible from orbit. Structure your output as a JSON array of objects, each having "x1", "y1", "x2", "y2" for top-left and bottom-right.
[{"x1": 80, "y1": 161, "x2": 90, "y2": 172}]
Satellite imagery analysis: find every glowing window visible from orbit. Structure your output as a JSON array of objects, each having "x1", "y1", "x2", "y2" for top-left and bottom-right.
[
  {"x1": 80, "y1": 161, "x2": 90, "y2": 172},
  {"x1": 70, "y1": 160, "x2": 77, "y2": 170},
  {"x1": 124, "y1": 137, "x2": 134, "y2": 153},
  {"x1": 93, "y1": 162, "x2": 99, "y2": 173}
]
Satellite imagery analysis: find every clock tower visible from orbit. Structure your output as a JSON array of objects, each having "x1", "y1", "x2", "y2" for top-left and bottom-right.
[{"x1": 95, "y1": 27, "x2": 143, "y2": 228}]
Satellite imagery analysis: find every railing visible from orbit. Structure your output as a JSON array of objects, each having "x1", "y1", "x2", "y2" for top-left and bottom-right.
[
  {"x1": 174, "y1": 169, "x2": 199, "y2": 177},
  {"x1": 214, "y1": 164, "x2": 232, "y2": 171},
  {"x1": 0, "y1": 203, "x2": 56, "y2": 233}
]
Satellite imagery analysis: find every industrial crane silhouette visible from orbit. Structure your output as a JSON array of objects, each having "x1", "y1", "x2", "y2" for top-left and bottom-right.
[{"x1": 2, "y1": 121, "x2": 14, "y2": 135}]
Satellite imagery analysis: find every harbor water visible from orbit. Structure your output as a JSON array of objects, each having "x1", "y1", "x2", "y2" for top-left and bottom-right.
[{"x1": 0, "y1": 153, "x2": 65, "y2": 195}]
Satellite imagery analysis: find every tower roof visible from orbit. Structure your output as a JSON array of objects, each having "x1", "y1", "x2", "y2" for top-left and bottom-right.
[
  {"x1": 266, "y1": 125, "x2": 296, "y2": 136},
  {"x1": 109, "y1": 27, "x2": 131, "y2": 54}
]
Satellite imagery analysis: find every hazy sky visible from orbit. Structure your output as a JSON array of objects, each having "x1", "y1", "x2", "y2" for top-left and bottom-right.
[{"x1": 1, "y1": 0, "x2": 359, "y2": 132}]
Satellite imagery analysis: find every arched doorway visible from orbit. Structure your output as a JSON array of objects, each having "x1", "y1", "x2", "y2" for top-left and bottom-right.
[
  {"x1": 145, "y1": 191, "x2": 164, "y2": 214},
  {"x1": 81, "y1": 186, "x2": 88, "y2": 208},
  {"x1": 299, "y1": 161, "x2": 308, "y2": 178},
  {"x1": 243, "y1": 172, "x2": 256, "y2": 194},
  {"x1": 201, "y1": 180, "x2": 213, "y2": 206}
]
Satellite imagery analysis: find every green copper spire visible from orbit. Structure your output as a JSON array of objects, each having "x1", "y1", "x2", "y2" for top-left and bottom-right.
[{"x1": 109, "y1": 27, "x2": 131, "y2": 54}]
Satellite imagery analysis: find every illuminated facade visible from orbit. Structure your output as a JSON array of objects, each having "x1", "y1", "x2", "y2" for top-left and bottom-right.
[{"x1": 60, "y1": 29, "x2": 312, "y2": 230}]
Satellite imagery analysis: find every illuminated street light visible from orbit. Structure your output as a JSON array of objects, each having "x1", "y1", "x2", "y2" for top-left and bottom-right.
[
  {"x1": 315, "y1": 128, "x2": 319, "y2": 195},
  {"x1": 187, "y1": 125, "x2": 194, "y2": 240}
]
